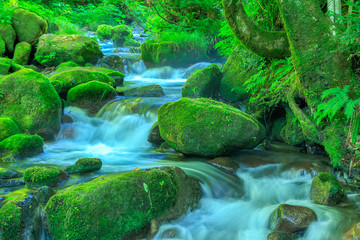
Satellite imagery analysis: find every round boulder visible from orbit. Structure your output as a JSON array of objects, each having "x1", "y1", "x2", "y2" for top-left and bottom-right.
[
  {"x1": 13, "y1": 42, "x2": 31, "y2": 65},
  {"x1": 24, "y1": 166, "x2": 67, "y2": 187},
  {"x1": 96, "y1": 24, "x2": 113, "y2": 40},
  {"x1": 65, "y1": 158, "x2": 102, "y2": 174},
  {"x1": 0, "y1": 134, "x2": 44, "y2": 160}
]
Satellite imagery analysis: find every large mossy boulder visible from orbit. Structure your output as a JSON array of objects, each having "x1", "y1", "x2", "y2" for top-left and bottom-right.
[
  {"x1": 11, "y1": 9, "x2": 47, "y2": 46},
  {"x1": 65, "y1": 158, "x2": 102, "y2": 174},
  {"x1": 45, "y1": 166, "x2": 201, "y2": 239},
  {"x1": 310, "y1": 172, "x2": 347, "y2": 205},
  {"x1": 141, "y1": 41, "x2": 208, "y2": 68},
  {"x1": 67, "y1": 81, "x2": 117, "y2": 114},
  {"x1": 269, "y1": 204, "x2": 318, "y2": 233},
  {"x1": 13, "y1": 42, "x2": 31, "y2": 65},
  {"x1": 49, "y1": 69, "x2": 115, "y2": 98},
  {"x1": 24, "y1": 166, "x2": 67, "y2": 187},
  {"x1": 182, "y1": 64, "x2": 222, "y2": 98},
  {"x1": 0, "y1": 69, "x2": 62, "y2": 139},
  {"x1": 96, "y1": 24, "x2": 113, "y2": 40},
  {"x1": 122, "y1": 84, "x2": 165, "y2": 97},
  {"x1": 0, "y1": 134, "x2": 44, "y2": 160},
  {"x1": 0, "y1": 23, "x2": 16, "y2": 53},
  {"x1": 111, "y1": 25, "x2": 133, "y2": 47},
  {"x1": 35, "y1": 34, "x2": 103, "y2": 66},
  {"x1": 219, "y1": 46, "x2": 261, "y2": 102},
  {"x1": 0, "y1": 117, "x2": 20, "y2": 141},
  {"x1": 0, "y1": 203, "x2": 22, "y2": 240},
  {"x1": 158, "y1": 98, "x2": 266, "y2": 157}
]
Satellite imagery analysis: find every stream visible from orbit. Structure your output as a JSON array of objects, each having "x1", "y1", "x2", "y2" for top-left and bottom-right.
[{"x1": 15, "y1": 30, "x2": 360, "y2": 239}]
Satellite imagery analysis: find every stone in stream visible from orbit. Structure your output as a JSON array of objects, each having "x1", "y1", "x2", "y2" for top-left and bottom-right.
[
  {"x1": 0, "y1": 169, "x2": 23, "y2": 179},
  {"x1": 147, "y1": 122, "x2": 165, "y2": 145},
  {"x1": 24, "y1": 166, "x2": 68, "y2": 187},
  {"x1": 124, "y1": 38, "x2": 140, "y2": 47},
  {"x1": 310, "y1": 172, "x2": 347, "y2": 205},
  {"x1": 98, "y1": 55, "x2": 126, "y2": 73},
  {"x1": 182, "y1": 62, "x2": 211, "y2": 79},
  {"x1": 0, "y1": 23, "x2": 16, "y2": 53},
  {"x1": 111, "y1": 25, "x2": 133, "y2": 47},
  {"x1": 342, "y1": 222, "x2": 360, "y2": 240},
  {"x1": 269, "y1": 204, "x2": 318, "y2": 233},
  {"x1": 0, "y1": 134, "x2": 44, "y2": 161},
  {"x1": 208, "y1": 157, "x2": 239, "y2": 174},
  {"x1": 45, "y1": 166, "x2": 201, "y2": 239},
  {"x1": 67, "y1": 81, "x2": 117, "y2": 114},
  {"x1": 267, "y1": 231, "x2": 294, "y2": 240},
  {"x1": 0, "y1": 117, "x2": 20, "y2": 142},
  {"x1": 65, "y1": 158, "x2": 103, "y2": 174},
  {"x1": 13, "y1": 42, "x2": 32, "y2": 65},
  {"x1": 34, "y1": 186, "x2": 56, "y2": 206},
  {"x1": 122, "y1": 84, "x2": 165, "y2": 97},
  {"x1": 158, "y1": 98, "x2": 266, "y2": 157},
  {"x1": 0, "y1": 178, "x2": 25, "y2": 188},
  {"x1": 11, "y1": 9, "x2": 47, "y2": 46},
  {"x1": 35, "y1": 34, "x2": 103, "y2": 66},
  {"x1": 96, "y1": 24, "x2": 113, "y2": 40},
  {"x1": 182, "y1": 64, "x2": 222, "y2": 99},
  {"x1": 0, "y1": 69, "x2": 62, "y2": 140}
]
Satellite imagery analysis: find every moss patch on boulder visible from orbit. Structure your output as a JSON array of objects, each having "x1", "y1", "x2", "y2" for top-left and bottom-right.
[
  {"x1": 97, "y1": 24, "x2": 113, "y2": 40},
  {"x1": 11, "y1": 9, "x2": 47, "y2": 45},
  {"x1": 124, "y1": 38, "x2": 140, "y2": 47},
  {"x1": 65, "y1": 158, "x2": 102, "y2": 174},
  {"x1": 111, "y1": 25, "x2": 133, "y2": 47},
  {"x1": 24, "y1": 166, "x2": 66, "y2": 187},
  {"x1": 45, "y1": 166, "x2": 201, "y2": 239},
  {"x1": 13, "y1": 42, "x2": 31, "y2": 65},
  {"x1": 0, "y1": 203, "x2": 22, "y2": 240},
  {"x1": 0, "y1": 69, "x2": 62, "y2": 139},
  {"x1": 182, "y1": 64, "x2": 222, "y2": 98},
  {"x1": 0, "y1": 23, "x2": 16, "y2": 53},
  {"x1": 35, "y1": 34, "x2": 103, "y2": 66},
  {"x1": 158, "y1": 98, "x2": 266, "y2": 157},
  {"x1": 67, "y1": 81, "x2": 117, "y2": 114},
  {"x1": 310, "y1": 172, "x2": 347, "y2": 205},
  {"x1": 0, "y1": 134, "x2": 44, "y2": 160},
  {"x1": 0, "y1": 117, "x2": 20, "y2": 142},
  {"x1": 280, "y1": 110, "x2": 306, "y2": 146}
]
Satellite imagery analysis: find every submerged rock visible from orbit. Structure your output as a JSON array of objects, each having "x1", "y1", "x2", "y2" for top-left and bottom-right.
[
  {"x1": 13, "y1": 42, "x2": 31, "y2": 65},
  {"x1": 267, "y1": 231, "x2": 294, "y2": 240},
  {"x1": 158, "y1": 98, "x2": 266, "y2": 157},
  {"x1": 269, "y1": 204, "x2": 318, "y2": 233},
  {"x1": 122, "y1": 84, "x2": 165, "y2": 97},
  {"x1": 0, "y1": 134, "x2": 44, "y2": 160},
  {"x1": 67, "y1": 81, "x2": 117, "y2": 114},
  {"x1": 182, "y1": 64, "x2": 222, "y2": 99},
  {"x1": 45, "y1": 166, "x2": 201, "y2": 239},
  {"x1": 11, "y1": 9, "x2": 47, "y2": 45},
  {"x1": 35, "y1": 34, "x2": 103, "y2": 66},
  {"x1": 0, "y1": 69, "x2": 62, "y2": 139},
  {"x1": 208, "y1": 157, "x2": 239, "y2": 174},
  {"x1": 65, "y1": 158, "x2": 103, "y2": 174},
  {"x1": 24, "y1": 166, "x2": 67, "y2": 187},
  {"x1": 0, "y1": 117, "x2": 20, "y2": 142},
  {"x1": 0, "y1": 23, "x2": 16, "y2": 53},
  {"x1": 310, "y1": 172, "x2": 347, "y2": 205},
  {"x1": 148, "y1": 122, "x2": 165, "y2": 145},
  {"x1": 111, "y1": 25, "x2": 133, "y2": 47}
]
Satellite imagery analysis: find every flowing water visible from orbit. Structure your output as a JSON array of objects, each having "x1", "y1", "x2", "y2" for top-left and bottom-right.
[{"x1": 18, "y1": 32, "x2": 360, "y2": 239}]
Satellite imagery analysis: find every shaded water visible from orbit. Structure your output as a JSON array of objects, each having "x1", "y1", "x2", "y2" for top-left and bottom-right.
[{"x1": 20, "y1": 33, "x2": 360, "y2": 239}]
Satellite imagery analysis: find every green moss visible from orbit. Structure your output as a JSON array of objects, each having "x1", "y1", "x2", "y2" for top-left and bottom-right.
[
  {"x1": 111, "y1": 25, "x2": 133, "y2": 47},
  {"x1": 0, "y1": 117, "x2": 20, "y2": 141},
  {"x1": 280, "y1": 110, "x2": 306, "y2": 146},
  {"x1": 0, "y1": 203, "x2": 22, "y2": 240},
  {"x1": 0, "y1": 69, "x2": 62, "y2": 139},
  {"x1": 124, "y1": 38, "x2": 140, "y2": 47},
  {"x1": 65, "y1": 158, "x2": 102, "y2": 174},
  {"x1": 67, "y1": 80, "x2": 116, "y2": 104},
  {"x1": 45, "y1": 167, "x2": 181, "y2": 239},
  {"x1": 158, "y1": 98, "x2": 266, "y2": 157},
  {"x1": 0, "y1": 23, "x2": 16, "y2": 53},
  {"x1": 24, "y1": 166, "x2": 62, "y2": 187},
  {"x1": 11, "y1": 9, "x2": 48, "y2": 46},
  {"x1": 182, "y1": 64, "x2": 222, "y2": 98},
  {"x1": 0, "y1": 57, "x2": 12, "y2": 75},
  {"x1": 322, "y1": 124, "x2": 347, "y2": 167},
  {"x1": 310, "y1": 172, "x2": 346, "y2": 205},
  {"x1": 56, "y1": 61, "x2": 79, "y2": 69},
  {"x1": 0, "y1": 37, "x2": 5, "y2": 57},
  {"x1": 13, "y1": 42, "x2": 31, "y2": 65},
  {"x1": 96, "y1": 25, "x2": 113, "y2": 40},
  {"x1": 0, "y1": 134, "x2": 44, "y2": 160},
  {"x1": 122, "y1": 84, "x2": 165, "y2": 97}
]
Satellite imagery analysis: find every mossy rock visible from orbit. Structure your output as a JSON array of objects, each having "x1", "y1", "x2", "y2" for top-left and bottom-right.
[
  {"x1": 45, "y1": 166, "x2": 201, "y2": 239},
  {"x1": 35, "y1": 34, "x2": 103, "y2": 67},
  {"x1": 65, "y1": 158, "x2": 102, "y2": 174},
  {"x1": 141, "y1": 40, "x2": 208, "y2": 68},
  {"x1": 0, "y1": 57, "x2": 12, "y2": 75},
  {"x1": 98, "y1": 98, "x2": 150, "y2": 116},
  {"x1": 0, "y1": 23, "x2": 16, "y2": 53},
  {"x1": 124, "y1": 38, "x2": 140, "y2": 47},
  {"x1": 0, "y1": 203, "x2": 22, "y2": 240},
  {"x1": 49, "y1": 69, "x2": 115, "y2": 98},
  {"x1": 67, "y1": 81, "x2": 117, "y2": 114},
  {"x1": 182, "y1": 64, "x2": 222, "y2": 99},
  {"x1": 122, "y1": 84, "x2": 165, "y2": 97},
  {"x1": 219, "y1": 46, "x2": 261, "y2": 102},
  {"x1": 97, "y1": 24, "x2": 113, "y2": 40},
  {"x1": 98, "y1": 55, "x2": 126, "y2": 73},
  {"x1": 11, "y1": 9, "x2": 47, "y2": 46},
  {"x1": 0, "y1": 117, "x2": 20, "y2": 141},
  {"x1": 158, "y1": 98, "x2": 266, "y2": 157},
  {"x1": 0, "y1": 169, "x2": 23, "y2": 179},
  {"x1": 310, "y1": 172, "x2": 347, "y2": 205},
  {"x1": 0, "y1": 37, "x2": 5, "y2": 57},
  {"x1": 111, "y1": 25, "x2": 133, "y2": 47},
  {"x1": 0, "y1": 134, "x2": 44, "y2": 160},
  {"x1": 269, "y1": 204, "x2": 318, "y2": 233},
  {"x1": 267, "y1": 232, "x2": 294, "y2": 240},
  {"x1": 0, "y1": 69, "x2": 62, "y2": 139},
  {"x1": 13, "y1": 42, "x2": 31, "y2": 65},
  {"x1": 148, "y1": 122, "x2": 165, "y2": 145},
  {"x1": 24, "y1": 166, "x2": 67, "y2": 187},
  {"x1": 280, "y1": 110, "x2": 306, "y2": 146},
  {"x1": 56, "y1": 61, "x2": 79, "y2": 69}
]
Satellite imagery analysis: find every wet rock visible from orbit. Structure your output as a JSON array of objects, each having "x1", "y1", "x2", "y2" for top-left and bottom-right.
[
  {"x1": 11, "y1": 9, "x2": 47, "y2": 45},
  {"x1": 13, "y1": 42, "x2": 31, "y2": 65},
  {"x1": 0, "y1": 117, "x2": 20, "y2": 142},
  {"x1": 269, "y1": 204, "x2": 318, "y2": 233},
  {"x1": 147, "y1": 219, "x2": 159, "y2": 239},
  {"x1": 208, "y1": 157, "x2": 239, "y2": 174},
  {"x1": 182, "y1": 64, "x2": 222, "y2": 99},
  {"x1": 158, "y1": 98, "x2": 266, "y2": 157},
  {"x1": 342, "y1": 222, "x2": 360, "y2": 240},
  {"x1": 0, "y1": 23, "x2": 16, "y2": 53},
  {"x1": 61, "y1": 114, "x2": 74, "y2": 124},
  {"x1": 182, "y1": 62, "x2": 211, "y2": 79},
  {"x1": 24, "y1": 166, "x2": 68, "y2": 187},
  {"x1": 0, "y1": 179, "x2": 25, "y2": 188},
  {"x1": 98, "y1": 55, "x2": 126, "y2": 73},
  {"x1": 34, "y1": 186, "x2": 56, "y2": 206},
  {"x1": 123, "y1": 84, "x2": 165, "y2": 97},
  {"x1": 267, "y1": 231, "x2": 294, "y2": 240},
  {"x1": 65, "y1": 158, "x2": 102, "y2": 174},
  {"x1": 310, "y1": 172, "x2": 347, "y2": 205},
  {"x1": 147, "y1": 122, "x2": 165, "y2": 145},
  {"x1": 0, "y1": 169, "x2": 23, "y2": 179},
  {"x1": 0, "y1": 134, "x2": 44, "y2": 160},
  {"x1": 111, "y1": 25, "x2": 133, "y2": 47},
  {"x1": 124, "y1": 38, "x2": 140, "y2": 47}
]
